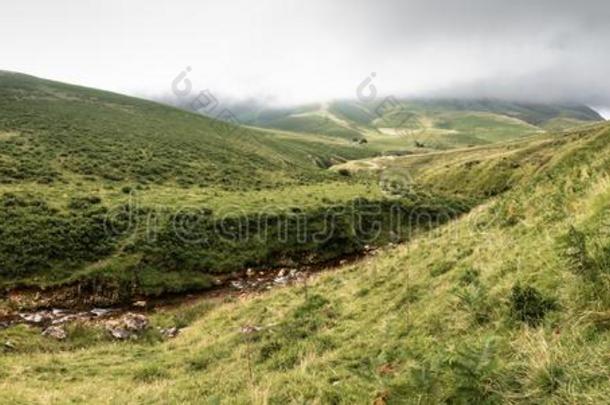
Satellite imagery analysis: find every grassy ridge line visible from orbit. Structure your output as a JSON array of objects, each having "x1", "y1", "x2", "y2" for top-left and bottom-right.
[
  {"x1": 227, "y1": 98, "x2": 603, "y2": 152},
  {"x1": 336, "y1": 122, "x2": 610, "y2": 198},
  {"x1": 1, "y1": 123, "x2": 609, "y2": 403},
  {"x1": 0, "y1": 71, "x2": 376, "y2": 189}
]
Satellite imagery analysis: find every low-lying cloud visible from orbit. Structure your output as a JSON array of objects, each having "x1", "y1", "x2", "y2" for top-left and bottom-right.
[{"x1": 1, "y1": 0, "x2": 609, "y2": 109}]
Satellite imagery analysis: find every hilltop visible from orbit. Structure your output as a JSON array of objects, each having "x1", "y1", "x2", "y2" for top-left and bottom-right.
[
  {"x1": 0, "y1": 71, "x2": 377, "y2": 189},
  {"x1": 211, "y1": 98, "x2": 604, "y2": 152}
]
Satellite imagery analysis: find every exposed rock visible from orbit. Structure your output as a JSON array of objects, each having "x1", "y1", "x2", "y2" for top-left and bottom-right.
[
  {"x1": 108, "y1": 327, "x2": 131, "y2": 340},
  {"x1": 105, "y1": 313, "x2": 149, "y2": 340},
  {"x1": 240, "y1": 325, "x2": 261, "y2": 334},
  {"x1": 273, "y1": 276, "x2": 289, "y2": 285},
  {"x1": 123, "y1": 313, "x2": 149, "y2": 331},
  {"x1": 160, "y1": 327, "x2": 180, "y2": 339},
  {"x1": 91, "y1": 308, "x2": 113, "y2": 317},
  {"x1": 3, "y1": 340, "x2": 15, "y2": 350},
  {"x1": 52, "y1": 314, "x2": 79, "y2": 325},
  {"x1": 246, "y1": 268, "x2": 255, "y2": 278},
  {"x1": 19, "y1": 312, "x2": 47, "y2": 324},
  {"x1": 42, "y1": 326, "x2": 67, "y2": 340},
  {"x1": 277, "y1": 269, "x2": 287, "y2": 278},
  {"x1": 132, "y1": 300, "x2": 147, "y2": 308}
]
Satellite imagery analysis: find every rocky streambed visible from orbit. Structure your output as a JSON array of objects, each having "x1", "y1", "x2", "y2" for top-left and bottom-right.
[
  {"x1": 0, "y1": 306, "x2": 179, "y2": 342},
  {"x1": 1, "y1": 248, "x2": 376, "y2": 344}
]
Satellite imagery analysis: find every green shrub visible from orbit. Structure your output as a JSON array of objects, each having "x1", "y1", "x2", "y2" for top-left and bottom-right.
[
  {"x1": 509, "y1": 284, "x2": 557, "y2": 326},
  {"x1": 455, "y1": 284, "x2": 493, "y2": 325},
  {"x1": 445, "y1": 338, "x2": 502, "y2": 404}
]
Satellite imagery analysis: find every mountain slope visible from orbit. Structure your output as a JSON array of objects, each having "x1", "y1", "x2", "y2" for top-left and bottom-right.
[
  {"x1": 0, "y1": 72, "x2": 385, "y2": 291},
  {"x1": 226, "y1": 98, "x2": 604, "y2": 152},
  {"x1": 0, "y1": 73, "x2": 467, "y2": 298},
  {"x1": 2, "y1": 121, "x2": 609, "y2": 403},
  {"x1": 0, "y1": 71, "x2": 375, "y2": 189}
]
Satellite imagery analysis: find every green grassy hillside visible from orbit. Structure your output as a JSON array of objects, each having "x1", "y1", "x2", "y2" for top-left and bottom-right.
[
  {"x1": 0, "y1": 72, "x2": 383, "y2": 293},
  {"x1": 2, "y1": 119, "x2": 609, "y2": 403},
  {"x1": 0, "y1": 71, "x2": 376, "y2": 189},
  {"x1": 0, "y1": 73, "x2": 468, "y2": 299},
  {"x1": 230, "y1": 98, "x2": 603, "y2": 152}
]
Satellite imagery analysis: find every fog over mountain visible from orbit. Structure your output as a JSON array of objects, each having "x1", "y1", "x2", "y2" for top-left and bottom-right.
[{"x1": 2, "y1": 0, "x2": 609, "y2": 113}]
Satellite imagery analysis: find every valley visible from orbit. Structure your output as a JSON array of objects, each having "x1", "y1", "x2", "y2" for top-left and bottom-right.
[{"x1": 1, "y1": 72, "x2": 609, "y2": 404}]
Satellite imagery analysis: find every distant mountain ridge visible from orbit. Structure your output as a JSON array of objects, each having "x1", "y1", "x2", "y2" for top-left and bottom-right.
[{"x1": 167, "y1": 96, "x2": 604, "y2": 152}]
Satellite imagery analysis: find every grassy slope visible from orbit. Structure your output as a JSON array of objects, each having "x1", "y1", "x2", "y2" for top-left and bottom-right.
[
  {"x1": 0, "y1": 73, "x2": 466, "y2": 299},
  {"x1": 231, "y1": 98, "x2": 603, "y2": 152},
  {"x1": 0, "y1": 72, "x2": 388, "y2": 292},
  {"x1": 2, "y1": 124, "x2": 610, "y2": 403},
  {"x1": 0, "y1": 72, "x2": 376, "y2": 188}
]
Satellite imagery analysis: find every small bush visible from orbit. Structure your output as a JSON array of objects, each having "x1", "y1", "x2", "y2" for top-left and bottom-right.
[
  {"x1": 510, "y1": 284, "x2": 557, "y2": 326},
  {"x1": 455, "y1": 284, "x2": 493, "y2": 325},
  {"x1": 445, "y1": 338, "x2": 501, "y2": 404}
]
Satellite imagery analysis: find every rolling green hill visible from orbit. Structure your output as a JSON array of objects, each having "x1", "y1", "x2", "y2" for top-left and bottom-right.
[
  {"x1": 0, "y1": 71, "x2": 376, "y2": 190},
  {"x1": 2, "y1": 116, "x2": 609, "y2": 403},
  {"x1": 228, "y1": 98, "x2": 604, "y2": 152},
  {"x1": 0, "y1": 72, "x2": 466, "y2": 298}
]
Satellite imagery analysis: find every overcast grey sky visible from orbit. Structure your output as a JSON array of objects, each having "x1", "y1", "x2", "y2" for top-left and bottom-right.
[{"x1": 1, "y1": 0, "x2": 609, "y2": 113}]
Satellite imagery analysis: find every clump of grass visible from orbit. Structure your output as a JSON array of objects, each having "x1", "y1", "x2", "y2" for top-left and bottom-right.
[
  {"x1": 531, "y1": 364, "x2": 567, "y2": 395},
  {"x1": 510, "y1": 284, "x2": 557, "y2": 326},
  {"x1": 560, "y1": 226, "x2": 593, "y2": 277},
  {"x1": 444, "y1": 338, "x2": 502, "y2": 404},
  {"x1": 430, "y1": 260, "x2": 455, "y2": 277},
  {"x1": 455, "y1": 283, "x2": 494, "y2": 325},
  {"x1": 458, "y1": 267, "x2": 480, "y2": 286},
  {"x1": 133, "y1": 364, "x2": 170, "y2": 383}
]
